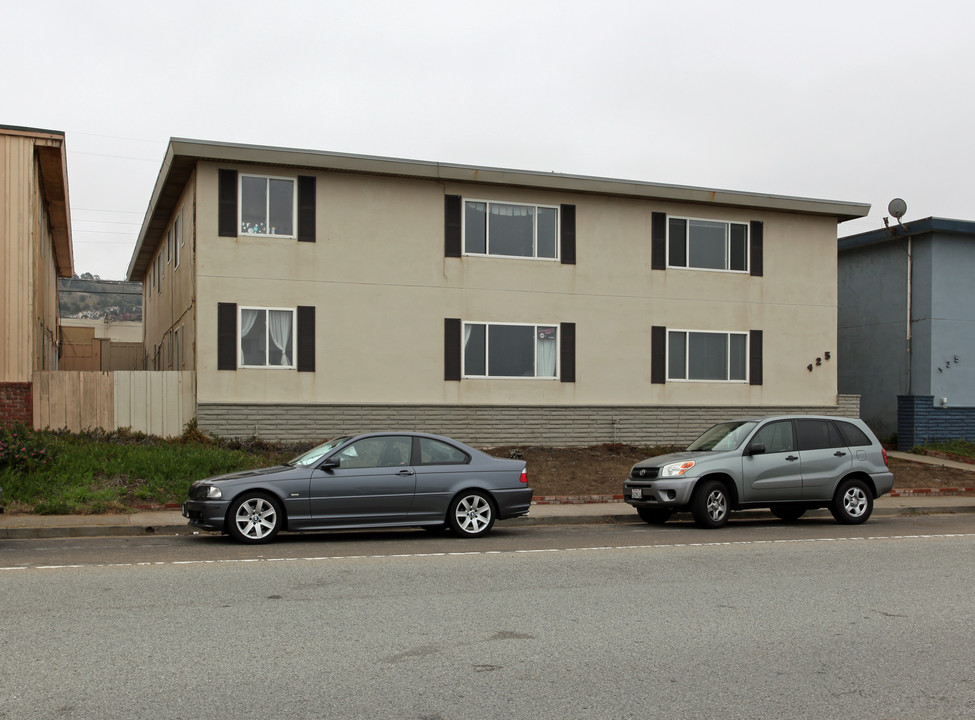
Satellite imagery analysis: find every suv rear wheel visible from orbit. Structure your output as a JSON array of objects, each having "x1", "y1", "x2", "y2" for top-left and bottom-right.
[
  {"x1": 691, "y1": 479, "x2": 730, "y2": 529},
  {"x1": 830, "y1": 478, "x2": 873, "y2": 525}
]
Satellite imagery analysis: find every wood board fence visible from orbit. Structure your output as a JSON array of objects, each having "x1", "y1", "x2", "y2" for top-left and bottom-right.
[{"x1": 33, "y1": 371, "x2": 196, "y2": 438}]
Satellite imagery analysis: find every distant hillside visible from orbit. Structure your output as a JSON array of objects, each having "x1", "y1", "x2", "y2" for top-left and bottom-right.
[{"x1": 59, "y1": 275, "x2": 143, "y2": 321}]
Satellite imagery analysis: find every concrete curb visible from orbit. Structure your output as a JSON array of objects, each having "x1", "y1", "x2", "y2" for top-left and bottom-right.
[{"x1": 2, "y1": 500, "x2": 973, "y2": 539}]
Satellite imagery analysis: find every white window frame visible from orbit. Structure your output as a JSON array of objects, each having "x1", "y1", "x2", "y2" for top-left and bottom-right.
[
  {"x1": 667, "y1": 329, "x2": 748, "y2": 383},
  {"x1": 239, "y1": 174, "x2": 297, "y2": 239},
  {"x1": 667, "y1": 216, "x2": 749, "y2": 273},
  {"x1": 238, "y1": 306, "x2": 297, "y2": 369},
  {"x1": 462, "y1": 321, "x2": 559, "y2": 379},
  {"x1": 462, "y1": 199, "x2": 560, "y2": 261}
]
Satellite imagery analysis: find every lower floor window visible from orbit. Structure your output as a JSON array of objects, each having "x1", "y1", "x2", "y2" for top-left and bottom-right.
[
  {"x1": 240, "y1": 307, "x2": 295, "y2": 368},
  {"x1": 668, "y1": 330, "x2": 747, "y2": 381},
  {"x1": 464, "y1": 323, "x2": 557, "y2": 378}
]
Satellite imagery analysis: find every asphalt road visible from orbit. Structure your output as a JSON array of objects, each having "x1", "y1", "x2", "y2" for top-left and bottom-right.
[{"x1": 2, "y1": 515, "x2": 974, "y2": 720}]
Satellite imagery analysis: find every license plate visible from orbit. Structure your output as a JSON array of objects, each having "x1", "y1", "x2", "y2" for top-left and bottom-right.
[{"x1": 631, "y1": 489, "x2": 642, "y2": 499}]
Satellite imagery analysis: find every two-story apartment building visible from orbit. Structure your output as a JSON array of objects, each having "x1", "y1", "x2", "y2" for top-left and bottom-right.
[
  {"x1": 127, "y1": 138, "x2": 868, "y2": 444},
  {"x1": 0, "y1": 125, "x2": 74, "y2": 428}
]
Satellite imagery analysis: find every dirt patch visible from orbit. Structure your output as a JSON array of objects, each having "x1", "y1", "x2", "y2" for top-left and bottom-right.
[{"x1": 482, "y1": 445, "x2": 975, "y2": 497}]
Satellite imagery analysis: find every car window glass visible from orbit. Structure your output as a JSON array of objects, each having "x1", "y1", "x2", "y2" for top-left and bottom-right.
[
  {"x1": 835, "y1": 420, "x2": 872, "y2": 447},
  {"x1": 418, "y1": 438, "x2": 470, "y2": 465},
  {"x1": 751, "y1": 420, "x2": 794, "y2": 453},
  {"x1": 826, "y1": 421, "x2": 846, "y2": 449},
  {"x1": 334, "y1": 436, "x2": 412, "y2": 468},
  {"x1": 796, "y1": 419, "x2": 837, "y2": 451}
]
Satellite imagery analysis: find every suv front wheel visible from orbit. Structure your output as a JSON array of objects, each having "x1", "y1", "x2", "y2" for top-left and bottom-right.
[{"x1": 692, "y1": 479, "x2": 730, "y2": 529}]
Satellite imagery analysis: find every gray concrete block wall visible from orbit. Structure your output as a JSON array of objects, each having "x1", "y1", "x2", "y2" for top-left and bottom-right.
[{"x1": 198, "y1": 396, "x2": 861, "y2": 447}]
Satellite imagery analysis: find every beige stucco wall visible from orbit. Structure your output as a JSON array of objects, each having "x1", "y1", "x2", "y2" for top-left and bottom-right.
[
  {"x1": 142, "y1": 171, "x2": 196, "y2": 370},
  {"x1": 184, "y1": 161, "x2": 840, "y2": 407},
  {"x1": 0, "y1": 133, "x2": 63, "y2": 381}
]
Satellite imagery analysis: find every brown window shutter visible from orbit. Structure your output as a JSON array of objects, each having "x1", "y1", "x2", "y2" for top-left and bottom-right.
[
  {"x1": 651, "y1": 325, "x2": 667, "y2": 383},
  {"x1": 297, "y1": 176, "x2": 316, "y2": 243},
  {"x1": 297, "y1": 306, "x2": 315, "y2": 371},
  {"x1": 444, "y1": 195, "x2": 462, "y2": 257},
  {"x1": 749, "y1": 330, "x2": 763, "y2": 385},
  {"x1": 217, "y1": 302, "x2": 237, "y2": 370},
  {"x1": 651, "y1": 212, "x2": 667, "y2": 270},
  {"x1": 560, "y1": 205, "x2": 576, "y2": 265},
  {"x1": 218, "y1": 170, "x2": 238, "y2": 238},
  {"x1": 560, "y1": 322, "x2": 576, "y2": 382},
  {"x1": 750, "y1": 221, "x2": 764, "y2": 277},
  {"x1": 444, "y1": 318, "x2": 461, "y2": 380}
]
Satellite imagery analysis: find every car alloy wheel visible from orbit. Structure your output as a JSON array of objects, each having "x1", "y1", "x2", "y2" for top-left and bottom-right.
[
  {"x1": 691, "y1": 479, "x2": 730, "y2": 529},
  {"x1": 228, "y1": 494, "x2": 282, "y2": 544},
  {"x1": 830, "y1": 478, "x2": 873, "y2": 525},
  {"x1": 448, "y1": 491, "x2": 495, "y2": 538}
]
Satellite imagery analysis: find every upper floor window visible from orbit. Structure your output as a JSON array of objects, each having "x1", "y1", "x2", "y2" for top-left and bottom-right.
[
  {"x1": 173, "y1": 209, "x2": 182, "y2": 268},
  {"x1": 240, "y1": 175, "x2": 295, "y2": 237},
  {"x1": 464, "y1": 200, "x2": 558, "y2": 259},
  {"x1": 239, "y1": 306, "x2": 295, "y2": 368},
  {"x1": 463, "y1": 322, "x2": 558, "y2": 378},
  {"x1": 669, "y1": 218, "x2": 748, "y2": 272},
  {"x1": 668, "y1": 330, "x2": 747, "y2": 382}
]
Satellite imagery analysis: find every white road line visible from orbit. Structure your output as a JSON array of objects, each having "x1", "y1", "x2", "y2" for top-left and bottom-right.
[{"x1": 1, "y1": 533, "x2": 972, "y2": 573}]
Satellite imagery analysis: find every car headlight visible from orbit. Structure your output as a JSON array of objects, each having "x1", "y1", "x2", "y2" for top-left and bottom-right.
[
  {"x1": 660, "y1": 461, "x2": 695, "y2": 477},
  {"x1": 201, "y1": 485, "x2": 223, "y2": 499}
]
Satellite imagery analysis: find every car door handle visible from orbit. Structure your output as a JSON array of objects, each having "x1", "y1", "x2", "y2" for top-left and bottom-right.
[
  {"x1": 396, "y1": 469, "x2": 414, "y2": 476},
  {"x1": 785, "y1": 455, "x2": 799, "y2": 462},
  {"x1": 834, "y1": 451, "x2": 847, "y2": 457}
]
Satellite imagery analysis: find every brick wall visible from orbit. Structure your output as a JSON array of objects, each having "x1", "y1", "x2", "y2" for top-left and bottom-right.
[
  {"x1": 198, "y1": 395, "x2": 861, "y2": 446},
  {"x1": 0, "y1": 382, "x2": 33, "y2": 428},
  {"x1": 898, "y1": 395, "x2": 975, "y2": 450}
]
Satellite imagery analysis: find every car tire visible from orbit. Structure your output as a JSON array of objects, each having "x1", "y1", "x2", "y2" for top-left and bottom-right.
[
  {"x1": 691, "y1": 479, "x2": 730, "y2": 529},
  {"x1": 227, "y1": 493, "x2": 283, "y2": 544},
  {"x1": 448, "y1": 491, "x2": 496, "y2": 538},
  {"x1": 637, "y1": 507, "x2": 672, "y2": 525},
  {"x1": 830, "y1": 478, "x2": 873, "y2": 525},
  {"x1": 771, "y1": 504, "x2": 806, "y2": 522}
]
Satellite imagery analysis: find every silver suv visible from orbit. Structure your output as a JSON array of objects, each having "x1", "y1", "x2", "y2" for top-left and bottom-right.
[{"x1": 624, "y1": 416, "x2": 894, "y2": 528}]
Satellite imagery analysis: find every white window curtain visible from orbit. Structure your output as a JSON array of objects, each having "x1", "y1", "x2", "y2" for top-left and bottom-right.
[
  {"x1": 268, "y1": 310, "x2": 292, "y2": 366},
  {"x1": 537, "y1": 327, "x2": 557, "y2": 377},
  {"x1": 239, "y1": 309, "x2": 260, "y2": 365}
]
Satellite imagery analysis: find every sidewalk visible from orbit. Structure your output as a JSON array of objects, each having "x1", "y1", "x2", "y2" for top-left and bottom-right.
[{"x1": 1, "y1": 493, "x2": 972, "y2": 540}]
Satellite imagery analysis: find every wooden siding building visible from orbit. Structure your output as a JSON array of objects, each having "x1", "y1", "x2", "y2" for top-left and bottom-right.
[{"x1": 0, "y1": 125, "x2": 74, "y2": 427}]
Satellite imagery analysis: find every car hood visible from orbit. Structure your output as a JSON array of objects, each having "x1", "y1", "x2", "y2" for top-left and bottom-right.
[
  {"x1": 631, "y1": 449, "x2": 738, "y2": 470},
  {"x1": 197, "y1": 465, "x2": 296, "y2": 485}
]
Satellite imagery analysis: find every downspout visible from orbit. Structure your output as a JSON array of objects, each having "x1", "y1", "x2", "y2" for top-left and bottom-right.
[{"x1": 906, "y1": 236, "x2": 912, "y2": 395}]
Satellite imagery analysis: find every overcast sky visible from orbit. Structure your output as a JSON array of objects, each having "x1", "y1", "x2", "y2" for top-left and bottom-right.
[{"x1": 4, "y1": 0, "x2": 972, "y2": 280}]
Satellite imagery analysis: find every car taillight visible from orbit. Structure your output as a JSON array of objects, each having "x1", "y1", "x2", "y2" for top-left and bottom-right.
[
  {"x1": 519, "y1": 468, "x2": 528, "y2": 484},
  {"x1": 882, "y1": 447, "x2": 889, "y2": 467}
]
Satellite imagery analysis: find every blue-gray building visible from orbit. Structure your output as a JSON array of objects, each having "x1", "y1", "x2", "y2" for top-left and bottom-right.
[{"x1": 838, "y1": 217, "x2": 975, "y2": 448}]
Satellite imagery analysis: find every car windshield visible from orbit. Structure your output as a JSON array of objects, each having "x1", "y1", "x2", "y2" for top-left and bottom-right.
[
  {"x1": 288, "y1": 436, "x2": 353, "y2": 467},
  {"x1": 686, "y1": 422, "x2": 757, "y2": 452}
]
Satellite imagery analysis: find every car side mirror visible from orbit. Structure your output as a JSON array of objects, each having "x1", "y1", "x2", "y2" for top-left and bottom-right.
[
  {"x1": 319, "y1": 457, "x2": 340, "y2": 471},
  {"x1": 747, "y1": 443, "x2": 766, "y2": 456}
]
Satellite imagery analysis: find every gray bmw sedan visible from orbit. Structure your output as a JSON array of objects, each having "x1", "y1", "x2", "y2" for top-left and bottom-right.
[{"x1": 183, "y1": 432, "x2": 532, "y2": 543}]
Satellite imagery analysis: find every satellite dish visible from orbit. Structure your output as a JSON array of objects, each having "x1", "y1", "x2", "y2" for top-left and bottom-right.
[{"x1": 888, "y1": 198, "x2": 907, "y2": 220}]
